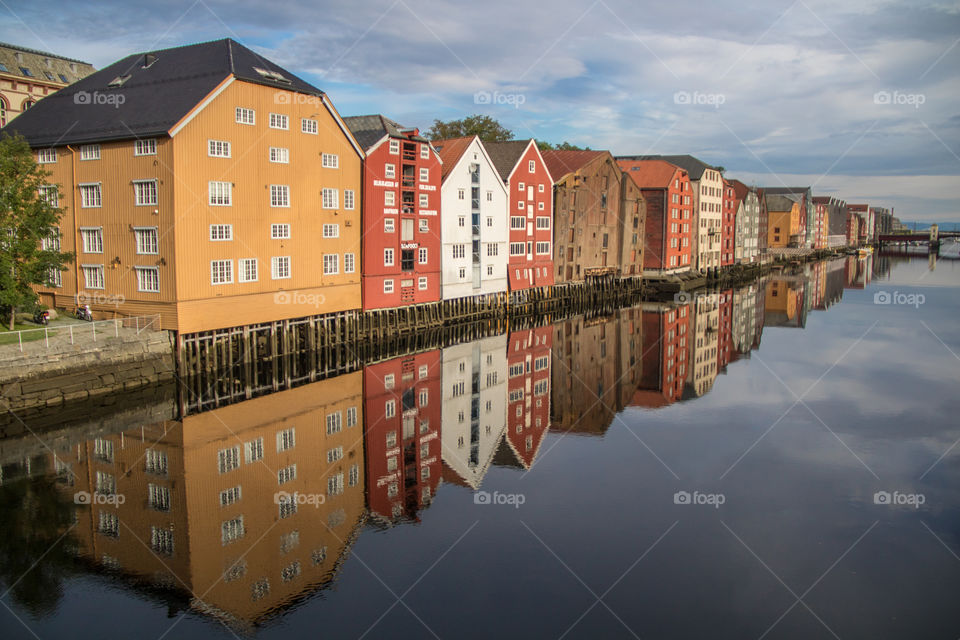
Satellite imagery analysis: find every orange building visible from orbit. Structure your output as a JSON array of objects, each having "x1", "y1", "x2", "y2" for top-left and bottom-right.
[
  {"x1": 7, "y1": 39, "x2": 363, "y2": 333},
  {"x1": 0, "y1": 41, "x2": 94, "y2": 126}
]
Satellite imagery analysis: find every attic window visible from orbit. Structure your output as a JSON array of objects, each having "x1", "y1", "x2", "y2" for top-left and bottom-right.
[
  {"x1": 108, "y1": 74, "x2": 130, "y2": 88},
  {"x1": 0, "y1": 63, "x2": 7, "y2": 72},
  {"x1": 44, "y1": 71, "x2": 54, "y2": 81},
  {"x1": 253, "y1": 67, "x2": 291, "y2": 84},
  {"x1": 58, "y1": 74, "x2": 68, "y2": 83},
  {"x1": 20, "y1": 67, "x2": 33, "y2": 77}
]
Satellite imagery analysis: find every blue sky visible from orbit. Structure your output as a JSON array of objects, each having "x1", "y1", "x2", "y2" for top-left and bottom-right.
[{"x1": 4, "y1": 0, "x2": 959, "y2": 221}]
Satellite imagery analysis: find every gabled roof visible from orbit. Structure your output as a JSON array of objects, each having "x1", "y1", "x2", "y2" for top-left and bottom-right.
[
  {"x1": 615, "y1": 154, "x2": 718, "y2": 181},
  {"x1": 5, "y1": 38, "x2": 322, "y2": 147},
  {"x1": 540, "y1": 149, "x2": 606, "y2": 183},
  {"x1": 616, "y1": 158, "x2": 683, "y2": 189},
  {"x1": 484, "y1": 139, "x2": 534, "y2": 181},
  {"x1": 763, "y1": 186, "x2": 811, "y2": 197},
  {"x1": 432, "y1": 135, "x2": 475, "y2": 180},
  {"x1": 342, "y1": 114, "x2": 429, "y2": 151},
  {"x1": 728, "y1": 178, "x2": 752, "y2": 203},
  {"x1": 765, "y1": 193, "x2": 801, "y2": 212}
]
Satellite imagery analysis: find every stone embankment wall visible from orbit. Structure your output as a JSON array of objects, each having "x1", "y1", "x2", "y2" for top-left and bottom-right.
[{"x1": 0, "y1": 328, "x2": 176, "y2": 413}]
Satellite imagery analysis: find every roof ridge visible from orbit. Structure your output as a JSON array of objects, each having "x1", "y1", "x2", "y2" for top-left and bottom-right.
[{"x1": 0, "y1": 41, "x2": 92, "y2": 65}]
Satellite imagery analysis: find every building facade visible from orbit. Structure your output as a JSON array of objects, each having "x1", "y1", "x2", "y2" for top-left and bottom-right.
[
  {"x1": 721, "y1": 178, "x2": 736, "y2": 266},
  {"x1": 433, "y1": 136, "x2": 509, "y2": 300},
  {"x1": 485, "y1": 140, "x2": 555, "y2": 290},
  {"x1": 344, "y1": 115, "x2": 442, "y2": 310},
  {"x1": 10, "y1": 39, "x2": 363, "y2": 333},
  {"x1": 730, "y1": 180, "x2": 760, "y2": 263},
  {"x1": 0, "y1": 42, "x2": 94, "y2": 126}
]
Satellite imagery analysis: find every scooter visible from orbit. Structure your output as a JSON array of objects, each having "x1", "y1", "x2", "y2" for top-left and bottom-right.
[
  {"x1": 75, "y1": 305, "x2": 93, "y2": 321},
  {"x1": 33, "y1": 309, "x2": 50, "y2": 325}
]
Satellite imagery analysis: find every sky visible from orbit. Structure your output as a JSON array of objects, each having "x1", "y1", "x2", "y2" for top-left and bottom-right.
[{"x1": 4, "y1": 0, "x2": 959, "y2": 222}]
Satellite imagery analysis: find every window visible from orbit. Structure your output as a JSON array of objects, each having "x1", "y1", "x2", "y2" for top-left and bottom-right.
[
  {"x1": 269, "y1": 147, "x2": 289, "y2": 163},
  {"x1": 536, "y1": 216, "x2": 550, "y2": 229},
  {"x1": 538, "y1": 202, "x2": 545, "y2": 211},
  {"x1": 510, "y1": 242, "x2": 525, "y2": 256},
  {"x1": 271, "y1": 185, "x2": 290, "y2": 207},
  {"x1": 536, "y1": 241, "x2": 550, "y2": 254},
  {"x1": 218, "y1": 446, "x2": 241, "y2": 473},
  {"x1": 323, "y1": 224, "x2": 339, "y2": 238},
  {"x1": 81, "y1": 265, "x2": 104, "y2": 289},
  {"x1": 148, "y1": 484, "x2": 170, "y2": 511},
  {"x1": 271, "y1": 256, "x2": 291, "y2": 279},
  {"x1": 327, "y1": 447, "x2": 343, "y2": 463},
  {"x1": 486, "y1": 244, "x2": 498, "y2": 257},
  {"x1": 277, "y1": 427, "x2": 296, "y2": 452},
  {"x1": 401, "y1": 249, "x2": 414, "y2": 270},
  {"x1": 322, "y1": 153, "x2": 339, "y2": 168},
  {"x1": 211, "y1": 260, "x2": 233, "y2": 284},
  {"x1": 518, "y1": 182, "x2": 525, "y2": 191},
  {"x1": 344, "y1": 253, "x2": 355, "y2": 273},
  {"x1": 458, "y1": 189, "x2": 465, "y2": 200},
  {"x1": 220, "y1": 486, "x2": 241, "y2": 507},
  {"x1": 385, "y1": 191, "x2": 396, "y2": 207},
  {"x1": 327, "y1": 473, "x2": 344, "y2": 496},
  {"x1": 519, "y1": 201, "x2": 525, "y2": 211},
  {"x1": 98, "y1": 511, "x2": 119, "y2": 537},
  {"x1": 281, "y1": 560, "x2": 301, "y2": 582},
  {"x1": 301, "y1": 118, "x2": 318, "y2": 134},
  {"x1": 419, "y1": 168, "x2": 429, "y2": 182},
  {"x1": 210, "y1": 224, "x2": 232, "y2": 241},
  {"x1": 346, "y1": 406, "x2": 358, "y2": 427},
  {"x1": 38, "y1": 148, "x2": 57, "y2": 163},
  {"x1": 145, "y1": 449, "x2": 168, "y2": 475},
  {"x1": 135, "y1": 139, "x2": 157, "y2": 156},
  {"x1": 209, "y1": 181, "x2": 232, "y2": 206},
  {"x1": 385, "y1": 164, "x2": 396, "y2": 179},
  {"x1": 419, "y1": 247, "x2": 428, "y2": 264},
  {"x1": 389, "y1": 140, "x2": 399, "y2": 154},
  {"x1": 383, "y1": 279, "x2": 394, "y2": 294},
  {"x1": 323, "y1": 253, "x2": 339, "y2": 275},
  {"x1": 384, "y1": 248, "x2": 394, "y2": 266},
  {"x1": 80, "y1": 144, "x2": 100, "y2": 160},
  {"x1": 208, "y1": 140, "x2": 231, "y2": 157},
  {"x1": 418, "y1": 276, "x2": 428, "y2": 290},
  {"x1": 136, "y1": 267, "x2": 160, "y2": 292},
  {"x1": 511, "y1": 216, "x2": 526, "y2": 229},
  {"x1": 151, "y1": 527, "x2": 174, "y2": 556},
  {"x1": 235, "y1": 107, "x2": 255, "y2": 125},
  {"x1": 421, "y1": 144, "x2": 430, "y2": 159},
  {"x1": 80, "y1": 183, "x2": 101, "y2": 208},
  {"x1": 528, "y1": 160, "x2": 535, "y2": 172},
  {"x1": 419, "y1": 193, "x2": 428, "y2": 208},
  {"x1": 271, "y1": 223, "x2": 290, "y2": 239},
  {"x1": 322, "y1": 188, "x2": 338, "y2": 209},
  {"x1": 418, "y1": 219, "x2": 429, "y2": 233},
  {"x1": 80, "y1": 227, "x2": 103, "y2": 253},
  {"x1": 134, "y1": 227, "x2": 158, "y2": 254},
  {"x1": 487, "y1": 264, "x2": 494, "y2": 276},
  {"x1": 269, "y1": 113, "x2": 289, "y2": 129},
  {"x1": 221, "y1": 516, "x2": 245, "y2": 544},
  {"x1": 344, "y1": 189, "x2": 355, "y2": 210},
  {"x1": 326, "y1": 411, "x2": 342, "y2": 435},
  {"x1": 278, "y1": 464, "x2": 297, "y2": 484},
  {"x1": 453, "y1": 245, "x2": 465, "y2": 259},
  {"x1": 349, "y1": 463, "x2": 360, "y2": 487},
  {"x1": 239, "y1": 258, "x2": 258, "y2": 282},
  {"x1": 539, "y1": 184, "x2": 545, "y2": 193},
  {"x1": 245, "y1": 437, "x2": 264, "y2": 462},
  {"x1": 134, "y1": 180, "x2": 158, "y2": 206}
]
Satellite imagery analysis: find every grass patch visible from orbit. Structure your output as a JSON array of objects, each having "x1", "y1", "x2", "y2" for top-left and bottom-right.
[{"x1": 0, "y1": 323, "x2": 57, "y2": 346}]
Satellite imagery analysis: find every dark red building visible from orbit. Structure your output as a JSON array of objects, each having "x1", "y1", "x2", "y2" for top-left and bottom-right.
[
  {"x1": 716, "y1": 289, "x2": 734, "y2": 372},
  {"x1": 632, "y1": 302, "x2": 689, "y2": 408},
  {"x1": 501, "y1": 326, "x2": 552, "y2": 468},
  {"x1": 485, "y1": 140, "x2": 555, "y2": 290},
  {"x1": 343, "y1": 115, "x2": 442, "y2": 310},
  {"x1": 721, "y1": 179, "x2": 736, "y2": 266},
  {"x1": 616, "y1": 158, "x2": 693, "y2": 274},
  {"x1": 364, "y1": 350, "x2": 443, "y2": 524}
]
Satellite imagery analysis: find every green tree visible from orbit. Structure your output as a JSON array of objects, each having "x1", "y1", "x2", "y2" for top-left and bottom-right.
[
  {"x1": 537, "y1": 140, "x2": 590, "y2": 151},
  {"x1": 0, "y1": 134, "x2": 73, "y2": 329},
  {"x1": 426, "y1": 115, "x2": 513, "y2": 142}
]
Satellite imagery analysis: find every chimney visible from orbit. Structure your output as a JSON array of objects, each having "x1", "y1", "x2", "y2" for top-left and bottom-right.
[{"x1": 142, "y1": 53, "x2": 157, "y2": 68}]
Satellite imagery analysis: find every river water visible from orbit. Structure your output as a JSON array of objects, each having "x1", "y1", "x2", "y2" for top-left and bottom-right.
[{"x1": 1, "y1": 254, "x2": 958, "y2": 639}]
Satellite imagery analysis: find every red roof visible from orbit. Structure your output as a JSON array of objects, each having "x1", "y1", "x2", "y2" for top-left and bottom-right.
[
  {"x1": 432, "y1": 135, "x2": 476, "y2": 180},
  {"x1": 616, "y1": 158, "x2": 682, "y2": 189},
  {"x1": 728, "y1": 178, "x2": 751, "y2": 207},
  {"x1": 540, "y1": 149, "x2": 605, "y2": 183}
]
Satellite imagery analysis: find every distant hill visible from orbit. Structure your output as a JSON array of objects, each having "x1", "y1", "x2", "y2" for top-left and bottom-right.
[{"x1": 900, "y1": 221, "x2": 960, "y2": 232}]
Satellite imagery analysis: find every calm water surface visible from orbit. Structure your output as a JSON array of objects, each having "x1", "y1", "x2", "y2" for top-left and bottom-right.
[{"x1": 2, "y1": 254, "x2": 959, "y2": 639}]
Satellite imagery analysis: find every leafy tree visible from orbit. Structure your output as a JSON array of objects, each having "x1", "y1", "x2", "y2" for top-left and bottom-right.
[
  {"x1": 426, "y1": 115, "x2": 513, "y2": 142},
  {"x1": 0, "y1": 134, "x2": 73, "y2": 329},
  {"x1": 537, "y1": 141, "x2": 590, "y2": 151}
]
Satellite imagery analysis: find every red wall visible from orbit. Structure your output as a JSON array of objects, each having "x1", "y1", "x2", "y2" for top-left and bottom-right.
[
  {"x1": 507, "y1": 144, "x2": 554, "y2": 289},
  {"x1": 639, "y1": 168, "x2": 692, "y2": 271},
  {"x1": 505, "y1": 326, "x2": 552, "y2": 467},
  {"x1": 721, "y1": 181, "x2": 736, "y2": 266}
]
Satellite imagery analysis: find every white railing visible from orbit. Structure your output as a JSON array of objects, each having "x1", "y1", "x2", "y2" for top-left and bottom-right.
[{"x1": 3, "y1": 314, "x2": 162, "y2": 353}]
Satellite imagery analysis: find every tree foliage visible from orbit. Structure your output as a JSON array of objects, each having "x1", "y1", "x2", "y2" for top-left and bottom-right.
[
  {"x1": 537, "y1": 141, "x2": 590, "y2": 151},
  {"x1": 0, "y1": 134, "x2": 74, "y2": 329},
  {"x1": 426, "y1": 115, "x2": 513, "y2": 142}
]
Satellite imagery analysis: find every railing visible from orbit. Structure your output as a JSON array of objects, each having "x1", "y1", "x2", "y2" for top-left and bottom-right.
[{"x1": 2, "y1": 314, "x2": 162, "y2": 352}]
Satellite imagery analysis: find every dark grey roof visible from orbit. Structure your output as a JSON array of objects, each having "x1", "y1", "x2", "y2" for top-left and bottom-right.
[
  {"x1": 614, "y1": 154, "x2": 717, "y2": 180},
  {"x1": 483, "y1": 139, "x2": 532, "y2": 181},
  {"x1": 3, "y1": 38, "x2": 322, "y2": 147},
  {"x1": 341, "y1": 114, "x2": 428, "y2": 152},
  {"x1": 762, "y1": 186, "x2": 811, "y2": 196},
  {"x1": 765, "y1": 193, "x2": 801, "y2": 211}
]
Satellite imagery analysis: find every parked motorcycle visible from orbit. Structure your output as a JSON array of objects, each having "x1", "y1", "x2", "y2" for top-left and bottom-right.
[
  {"x1": 75, "y1": 305, "x2": 93, "y2": 321},
  {"x1": 33, "y1": 309, "x2": 50, "y2": 325}
]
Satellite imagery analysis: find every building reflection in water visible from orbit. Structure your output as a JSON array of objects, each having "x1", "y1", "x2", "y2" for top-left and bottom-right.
[{"x1": 0, "y1": 264, "x2": 866, "y2": 630}]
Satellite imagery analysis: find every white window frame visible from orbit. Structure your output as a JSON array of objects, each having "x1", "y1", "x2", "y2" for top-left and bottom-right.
[
  {"x1": 80, "y1": 144, "x2": 100, "y2": 161},
  {"x1": 270, "y1": 184, "x2": 290, "y2": 208},
  {"x1": 322, "y1": 188, "x2": 338, "y2": 209},
  {"x1": 271, "y1": 223, "x2": 290, "y2": 239},
  {"x1": 209, "y1": 181, "x2": 232, "y2": 206},
  {"x1": 419, "y1": 167, "x2": 429, "y2": 183},
  {"x1": 209, "y1": 224, "x2": 233, "y2": 241},
  {"x1": 135, "y1": 266, "x2": 160, "y2": 292},
  {"x1": 344, "y1": 189, "x2": 355, "y2": 210},
  {"x1": 389, "y1": 140, "x2": 399, "y2": 154},
  {"x1": 79, "y1": 183, "x2": 102, "y2": 208},
  {"x1": 383, "y1": 279, "x2": 394, "y2": 294},
  {"x1": 384, "y1": 248, "x2": 394, "y2": 266},
  {"x1": 134, "y1": 226, "x2": 158, "y2": 254},
  {"x1": 269, "y1": 113, "x2": 289, "y2": 130},
  {"x1": 81, "y1": 264, "x2": 105, "y2": 289},
  {"x1": 323, "y1": 253, "x2": 339, "y2": 275},
  {"x1": 134, "y1": 139, "x2": 157, "y2": 156},
  {"x1": 323, "y1": 223, "x2": 340, "y2": 239},
  {"x1": 271, "y1": 256, "x2": 291, "y2": 280},
  {"x1": 322, "y1": 153, "x2": 339, "y2": 168},
  {"x1": 269, "y1": 147, "x2": 289, "y2": 163},
  {"x1": 301, "y1": 118, "x2": 318, "y2": 134},
  {"x1": 235, "y1": 107, "x2": 255, "y2": 125},
  {"x1": 80, "y1": 227, "x2": 103, "y2": 253},
  {"x1": 238, "y1": 258, "x2": 258, "y2": 283},
  {"x1": 133, "y1": 179, "x2": 158, "y2": 206},
  {"x1": 344, "y1": 252, "x2": 356, "y2": 273},
  {"x1": 211, "y1": 259, "x2": 233, "y2": 285},
  {"x1": 208, "y1": 139, "x2": 231, "y2": 158},
  {"x1": 38, "y1": 148, "x2": 57, "y2": 163}
]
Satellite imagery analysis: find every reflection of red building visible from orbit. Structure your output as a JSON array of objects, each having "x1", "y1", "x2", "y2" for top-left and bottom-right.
[
  {"x1": 721, "y1": 179, "x2": 736, "y2": 266},
  {"x1": 485, "y1": 140, "x2": 555, "y2": 290},
  {"x1": 632, "y1": 302, "x2": 689, "y2": 408},
  {"x1": 364, "y1": 350, "x2": 442, "y2": 524},
  {"x1": 343, "y1": 115, "x2": 443, "y2": 310},
  {"x1": 716, "y1": 289, "x2": 734, "y2": 371},
  {"x1": 503, "y1": 326, "x2": 552, "y2": 468}
]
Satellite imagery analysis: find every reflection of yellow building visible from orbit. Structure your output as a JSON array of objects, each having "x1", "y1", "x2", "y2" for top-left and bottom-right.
[
  {"x1": 765, "y1": 280, "x2": 797, "y2": 323},
  {"x1": 52, "y1": 373, "x2": 365, "y2": 628},
  {"x1": 686, "y1": 295, "x2": 718, "y2": 397}
]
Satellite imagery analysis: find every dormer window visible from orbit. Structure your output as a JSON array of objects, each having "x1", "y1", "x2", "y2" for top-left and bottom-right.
[
  {"x1": 108, "y1": 74, "x2": 130, "y2": 88},
  {"x1": 141, "y1": 54, "x2": 158, "y2": 69},
  {"x1": 253, "y1": 67, "x2": 291, "y2": 84}
]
